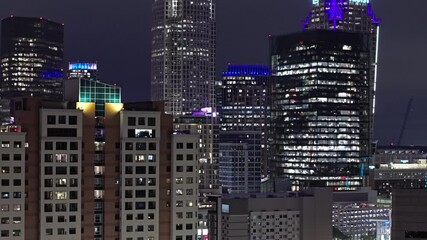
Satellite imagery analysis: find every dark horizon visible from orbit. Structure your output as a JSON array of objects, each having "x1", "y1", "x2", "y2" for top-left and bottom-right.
[{"x1": 1, "y1": 0, "x2": 427, "y2": 145}]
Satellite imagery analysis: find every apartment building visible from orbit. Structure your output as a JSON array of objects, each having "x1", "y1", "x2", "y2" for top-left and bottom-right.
[{"x1": 2, "y1": 97, "x2": 199, "y2": 240}]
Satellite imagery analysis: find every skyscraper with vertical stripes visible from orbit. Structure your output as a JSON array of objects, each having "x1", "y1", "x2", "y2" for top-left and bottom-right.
[{"x1": 151, "y1": 0, "x2": 216, "y2": 117}]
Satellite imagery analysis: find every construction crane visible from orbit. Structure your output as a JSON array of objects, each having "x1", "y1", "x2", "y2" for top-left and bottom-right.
[{"x1": 397, "y1": 98, "x2": 413, "y2": 146}]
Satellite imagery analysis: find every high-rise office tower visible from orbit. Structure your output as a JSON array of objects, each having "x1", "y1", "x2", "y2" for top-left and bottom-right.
[
  {"x1": 68, "y1": 62, "x2": 98, "y2": 80},
  {"x1": 219, "y1": 65, "x2": 270, "y2": 193},
  {"x1": 270, "y1": 30, "x2": 371, "y2": 191},
  {"x1": 151, "y1": 0, "x2": 216, "y2": 117},
  {"x1": 304, "y1": 0, "x2": 380, "y2": 156},
  {"x1": 0, "y1": 16, "x2": 64, "y2": 100}
]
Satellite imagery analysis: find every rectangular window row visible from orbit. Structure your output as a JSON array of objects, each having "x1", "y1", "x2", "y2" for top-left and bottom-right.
[
  {"x1": 0, "y1": 217, "x2": 22, "y2": 224},
  {"x1": 0, "y1": 229, "x2": 21, "y2": 237},
  {"x1": 0, "y1": 141, "x2": 22, "y2": 148},
  {"x1": 0, "y1": 204, "x2": 21, "y2": 212},
  {"x1": 176, "y1": 166, "x2": 194, "y2": 172},
  {"x1": 1, "y1": 192, "x2": 22, "y2": 199},
  {"x1": 47, "y1": 115, "x2": 78, "y2": 125},
  {"x1": 45, "y1": 141, "x2": 79, "y2": 150},
  {"x1": 124, "y1": 190, "x2": 156, "y2": 198},
  {"x1": 45, "y1": 215, "x2": 76, "y2": 223},
  {"x1": 124, "y1": 166, "x2": 156, "y2": 175},
  {"x1": 125, "y1": 142, "x2": 157, "y2": 151},
  {"x1": 44, "y1": 166, "x2": 79, "y2": 175},
  {"x1": 176, "y1": 154, "x2": 194, "y2": 161},
  {"x1": 45, "y1": 227, "x2": 77, "y2": 235},
  {"x1": 176, "y1": 142, "x2": 194, "y2": 149},
  {"x1": 127, "y1": 117, "x2": 156, "y2": 126},
  {"x1": 1, "y1": 167, "x2": 21, "y2": 174},
  {"x1": 128, "y1": 129, "x2": 156, "y2": 138},
  {"x1": 44, "y1": 178, "x2": 78, "y2": 187},
  {"x1": 44, "y1": 203, "x2": 78, "y2": 212},
  {"x1": 1, "y1": 154, "x2": 22, "y2": 161},
  {"x1": 0, "y1": 179, "x2": 21, "y2": 186},
  {"x1": 124, "y1": 201, "x2": 156, "y2": 210},
  {"x1": 124, "y1": 178, "x2": 156, "y2": 186},
  {"x1": 44, "y1": 191, "x2": 78, "y2": 200},
  {"x1": 44, "y1": 154, "x2": 78, "y2": 163}
]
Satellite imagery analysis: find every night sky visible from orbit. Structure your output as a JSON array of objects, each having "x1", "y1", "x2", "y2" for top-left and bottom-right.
[{"x1": 1, "y1": 0, "x2": 427, "y2": 145}]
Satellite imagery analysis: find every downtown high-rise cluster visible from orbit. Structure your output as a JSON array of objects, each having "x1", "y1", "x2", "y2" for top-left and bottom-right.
[{"x1": 2, "y1": 0, "x2": 426, "y2": 240}]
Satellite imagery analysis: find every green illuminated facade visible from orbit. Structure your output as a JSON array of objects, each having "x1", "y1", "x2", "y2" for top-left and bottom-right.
[
  {"x1": 79, "y1": 79, "x2": 121, "y2": 116},
  {"x1": 64, "y1": 78, "x2": 121, "y2": 116}
]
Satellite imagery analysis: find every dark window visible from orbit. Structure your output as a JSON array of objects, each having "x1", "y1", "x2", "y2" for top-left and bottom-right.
[
  {"x1": 70, "y1": 191, "x2": 78, "y2": 199},
  {"x1": 56, "y1": 142, "x2": 67, "y2": 150},
  {"x1": 58, "y1": 116, "x2": 66, "y2": 124},
  {"x1": 128, "y1": 129, "x2": 135, "y2": 138},
  {"x1": 186, "y1": 166, "x2": 193, "y2": 172},
  {"x1": 125, "y1": 167, "x2": 133, "y2": 174},
  {"x1": 45, "y1": 142, "x2": 53, "y2": 150},
  {"x1": 44, "y1": 204, "x2": 53, "y2": 212},
  {"x1": 136, "y1": 142, "x2": 146, "y2": 150},
  {"x1": 176, "y1": 143, "x2": 184, "y2": 149},
  {"x1": 176, "y1": 166, "x2": 183, "y2": 172},
  {"x1": 148, "y1": 166, "x2": 156, "y2": 174},
  {"x1": 148, "y1": 178, "x2": 156, "y2": 186},
  {"x1": 125, "y1": 154, "x2": 133, "y2": 162},
  {"x1": 148, "y1": 201, "x2": 156, "y2": 209},
  {"x1": 69, "y1": 203, "x2": 78, "y2": 211},
  {"x1": 47, "y1": 115, "x2": 56, "y2": 125},
  {"x1": 186, "y1": 154, "x2": 194, "y2": 161},
  {"x1": 125, "y1": 142, "x2": 133, "y2": 150},
  {"x1": 136, "y1": 190, "x2": 146, "y2": 198},
  {"x1": 135, "y1": 166, "x2": 146, "y2": 174},
  {"x1": 13, "y1": 154, "x2": 21, "y2": 161},
  {"x1": 69, "y1": 216, "x2": 76, "y2": 222},
  {"x1": 148, "y1": 190, "x2": 156, "y2": 198},
  {"x1": 1, "y1": 179, "x2": 9, "y2": 186},
  {"x1": 69, "y1": 116, "x2": 77, "y2": 125},
  {"x1": 135, "y1": 202, "x2": 145, "y2": 210},
  {"x1": 48, "y1": 128, "x2": 77, "y2": 137},
  {"x1": 70, "y1": 167, "x2": 78, "y2": 175},
  {"x1": 1, "y1": 154, "x2": 9, "y2": 161},
  {"x1": 186, "y1": 143, "x2": 194, "y2": 149},
  {"x1": 70, "y1": 142, "x2": 78, "y2": 150},
  {"x1": 44, "y1": 179, "x2": 53, "y2": 187},
  {"x1": 13, "y1": 179, "x2": 21, "y2": 186},
  {"x1": 147, "y1": 117, "x2": 156, "y2": 126},
  {"x1": 128, "y1": 117, "x2": 136, "y2": 126},
  {"x1": 45, "y1": 167, "x2": 53, "y2": 175},
  {"x1": 138, "y1": 117, "x2": 145, "y2": 125},
  {"x1": 56, "y1": 167, "x2": 67, "y2": 175},
  {"x1": 125, "y1": 178, "x2": 133, "y2": 186},
  {"x1": 177, "y1": 154, "x2": 183, "y2": 161},
  {"x1": 149, "y1": 142, "x2": 156, "y2": 150},
  {"x1": 125, "y1": 190, "x2": 133, "y2": 198}
]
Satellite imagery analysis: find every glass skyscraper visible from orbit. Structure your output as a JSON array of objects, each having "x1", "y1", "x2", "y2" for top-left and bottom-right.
[
  {"x1": 1, "y1": 16, "x2": 64, "y2": 100},
  {"x1": 219, "y1": 65, "x2": 270, "y2": 193},
  {"x1": 151, "y1": 0, "x2": 216, "y2": 117},
  {"x1": 270, "y1": 30, "x2": 371, "y2": 191},
  {"x1": 304, "y1": 0, "x2": 380, "y2": 153}
]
